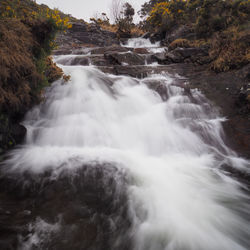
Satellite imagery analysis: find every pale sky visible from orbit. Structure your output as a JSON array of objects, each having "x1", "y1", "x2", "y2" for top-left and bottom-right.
[{"x1": 36, "y1": 0, "x2": 146, "y2": 22}]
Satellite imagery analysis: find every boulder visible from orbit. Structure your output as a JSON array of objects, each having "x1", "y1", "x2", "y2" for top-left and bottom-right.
[
  {"x1": 165, "y1": 25, "x2": 194, "y2": 44},
  {"x1": 141, "y1": 32, "x2": 151, "y2": 39},
  {"x1": 152, "y1": 47, "x2": 209, "y2": 65},
  {"x1": 11, "y1": 124, "x2": 27, "y2": 144},
  {"x1": 104, "y1": 52, "x2": 145, "y2": 66},
  {"x1": 91, "y1": 46, "x2": 129, "y2": 55},
  {"x1": 151, "y1": 53, "x2": 170, "y2": 64},
  {"x1": 70, "y1": 56, "x2": 90, "y2": 66},
  {"x1": 133, "y1": 48, "x2": 149, "y2": 54}
]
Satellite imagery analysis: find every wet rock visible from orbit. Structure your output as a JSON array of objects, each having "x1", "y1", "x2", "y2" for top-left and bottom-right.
[
  {"x1": 152, "y1": 47, "x2": 210, "y2": 65},
  {"x1": 174, "y1": 47, "x2": 209, "y2": 62},
  {"x1": 143, "y1": 79, "x2": 169, "y2": 100},
  {"x1": 89, "y1": 55, "x2": 112, "y2": 66},
  {"x1": 133, "y1": 48, "x2": 149, "y2": 54},
  {"x1": 91, "y1": 45, "x2": 129, "y2": 55},
  {"x1": 0, "y1": 163, "x2": 133, "y2": 250},
  {"x1": 151, "y1": 52, "x2": 171, "y2": 64},
  {"x1": 70, "y1": 56, "x2": 90, "y2": 66},
  {"x1": 104, "y1": 52, "x2": 145, "y2": 66},
  {"x1": 112, "y1": 65, "x2": 177, "y2": 78},
  {"x1": 10, "y1": 124, "x2": 27, "y2": 144},
  {"x1": 141, "y1": 32, "x2": 150, "y2": 39}
]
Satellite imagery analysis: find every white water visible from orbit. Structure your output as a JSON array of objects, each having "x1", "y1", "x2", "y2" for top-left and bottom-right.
[
  {"x1": 4, "y1": 39, "x2": 250, "y2": 249},
  {"x1": 123, "y1": 37, "x2": 160, "y2": 48},
  {"x1": 122, "y1": 37, "x2": 166, "y2": 54}
]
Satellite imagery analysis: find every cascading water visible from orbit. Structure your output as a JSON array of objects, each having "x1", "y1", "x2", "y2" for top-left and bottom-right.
[{"x1": 2, "y1": 38, "x2": 250, "y2": 250}]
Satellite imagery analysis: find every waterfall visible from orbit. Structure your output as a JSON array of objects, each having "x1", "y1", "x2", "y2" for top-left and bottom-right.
[{"x1": 2, "y1": 38, "x2": 250, "y2": 250}]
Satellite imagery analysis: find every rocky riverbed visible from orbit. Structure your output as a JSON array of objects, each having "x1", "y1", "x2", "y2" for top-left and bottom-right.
[
  {"x1": 0, "y1": 22, "x2": 249, "y2": 250},
  {"x1": 56, "y1": 22, "x2": 250, "y2": 158}
]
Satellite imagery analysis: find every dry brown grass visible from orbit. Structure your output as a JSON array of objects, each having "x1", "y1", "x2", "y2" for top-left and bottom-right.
[
  {"x1": 131, "y1": 26, "x2": 144, "y2": 36},
  {"x1": 0, "y1": 18, "x2": 37, "y2": 113},
  {"x1": 100, "y1": 23, "x2": 144, "y2": 37},
  {"x1": 100, "y1": 23, "x2": 118, "y2": 33},
  {"x1": 0, "y1": 17, "x2": 63, "y2": 116},
  {"x1": 45, "y1": 57, "x2": 63, "y2": 83},
  {"x1": 168, "y1": 38, "x2": 192, "y2": 50},
  {"x1": 210, "y1": 26, "x2": 250, "y2": 72}
]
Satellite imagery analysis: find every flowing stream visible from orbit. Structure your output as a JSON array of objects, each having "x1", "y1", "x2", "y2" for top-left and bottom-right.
[{"x1": 2, "y1": 38, "x2": 250, "y2": 250}]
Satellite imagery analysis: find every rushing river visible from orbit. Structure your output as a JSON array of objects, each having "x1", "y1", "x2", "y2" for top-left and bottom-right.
[{"x1": 2, "y1": 39, "x2": 250, "y2": 250}]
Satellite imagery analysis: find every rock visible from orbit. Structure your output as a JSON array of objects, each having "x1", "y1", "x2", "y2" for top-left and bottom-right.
[
  {"x1": 141, "y1": 32, "x2": 151, "y2": 39},
  {"x1": 70, "y1": 56, "x2": 90, "y2": 66},
  {"x1": 56, "y1": 22, "x2": 119, "y2": 50},
  {"x1": 149, "y1": 32, "x2": 164, "y2": 43},
  {"x1": 111, "y1": 65, "x2": 178, "y2": 78},
  {"x1": 174, "y1": 47, "x2": 208, "y2": 59},
  {"x1": 133, "y1": 48, "x2": 149, "y2": 54},
  {"x1": 10, "y1": 124, "x2": 27, "y2": 144},
  {"x1": 151, "y1": 53, "x2": 170, "y2": 64},
  {"x1": 152, "y1": 47, "x2": 210, "y2": 65},
  {"x1": 0, "y1": 163, "x2": 132, "y2": 249},
  {"x1": 70, "y1": 22, "x2": 88, "y2": 32},
  {"x1": 91, "y1": 46, "x2": 129, "y2": 55},
  {"x1": 104, "y1": 52, "x2": 145, "y2": 66},
  {"x1": 89, "y1": 55, "x2": 111, "y2": 66},
  {"x1": 165, "y1": 51, "x2": 184, "y2": 63},
  {"x1": 165, "y1": 25, "x2": 194, "y2": 44}
]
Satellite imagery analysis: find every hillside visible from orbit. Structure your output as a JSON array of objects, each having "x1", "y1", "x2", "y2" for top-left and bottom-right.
[{"x1": 0, "y1": 0, "x2": 72, "y2": 154}]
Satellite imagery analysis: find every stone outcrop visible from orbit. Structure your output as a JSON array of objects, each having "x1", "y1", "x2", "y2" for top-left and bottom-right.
[
  {"x1": 165, "y1": 25, "x2": 195, "y2": 44},
  {"x1": 56, "y1": 22, "x2": 119, "y2": 50},
  {"x1": 152, "y1": 47, "x2": 210, "y2": 65}
]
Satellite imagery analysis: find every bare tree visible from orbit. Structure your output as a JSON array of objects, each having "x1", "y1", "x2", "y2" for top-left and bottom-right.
[{"x1": 109, "y1": 0, "x2": 124, "y2": 24}]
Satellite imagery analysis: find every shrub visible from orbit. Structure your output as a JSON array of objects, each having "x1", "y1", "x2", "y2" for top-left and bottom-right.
[{"x1": 210, "y1": 27, "x2": 250, "y2": 72}]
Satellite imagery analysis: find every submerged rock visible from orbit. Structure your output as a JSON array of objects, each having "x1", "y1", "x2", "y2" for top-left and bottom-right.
[{"x1": 0, "y1": 163, "x2": 132, "y2": 250}]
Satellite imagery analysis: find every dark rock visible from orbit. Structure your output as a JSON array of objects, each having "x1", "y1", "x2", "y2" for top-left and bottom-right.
[
  {"x1": 70, "y1": 22, "x2": 88, "y2": 32},
  {"x1": 149, "y1": 32, "x2": 164, "y2": 43},
  {"x1": 56, "y1": 22, "x2": 119, "y2": 50},
  {"x1": 70, "y1": 56, "x2": 90, "y2": 66},
  {"x1": 152, "y1": 47, "x2": 210, "y2": 65},
  {"x1": 0, "y1": 163, "x2": 133, "y2": 250},
  {"x1": 142, "y1": 32, "x2": 151, "y2": 39},
  {"x1": 111, "y1": 65, "x2": 177, "y2": 78},
  {"x1": 165, "y1": 51, "x2": 184, "y2": 63},
  {"x1": 165, "y1": 25, "x2": 194, "y2": 44},
  {"x1": 10, "y1": 124, "x2": 26, "y2": 144},
  {"x1": 104, "y1": 52, "x2": 145, "y2": 66},
  {"x1": 152, "y1": 52, "x2": 170, "y2": 64},
  {"x1": 133, "y1": 48, "x2": 149, "y2": 54},
  {"x1": 91, "y1": 46, "x2": 129, "y2": 55},
  {"x1": 175, "y1": 47, "x2": 208, "y2": 60},
  {"x1": 89, "y1": 55, "x2": 111, "y2": 66}
]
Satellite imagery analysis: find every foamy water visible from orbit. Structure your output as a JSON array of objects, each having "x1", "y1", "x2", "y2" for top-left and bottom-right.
[
  {"x1": 122, "y1": 37, "x2": 160, "y2": 48},
  {"x1": 3, "y1": 39, "x2": 250, "y2": 250}
]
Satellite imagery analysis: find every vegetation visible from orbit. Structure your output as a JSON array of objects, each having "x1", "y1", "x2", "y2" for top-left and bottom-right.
[
  {"x1": 141, "y1": 0, "x2": 250, "y2": 72},
  {"x1": 0, "y1": 0, "x2": 72, "y2": 151},
  {"x1": 91, "y1": 1, "x2": 143, "y2": 37}
]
